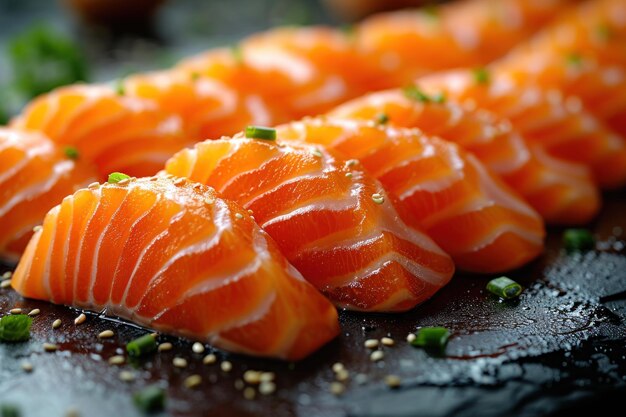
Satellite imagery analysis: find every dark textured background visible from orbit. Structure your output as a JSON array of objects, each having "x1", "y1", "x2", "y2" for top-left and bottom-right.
[{"x1": 1, "y1": 1, "x2": 625, "y2": 416}]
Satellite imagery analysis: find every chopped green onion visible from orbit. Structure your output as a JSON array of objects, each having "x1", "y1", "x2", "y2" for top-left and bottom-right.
[
  {"x1": 0, "y1": 315, "x2": 32, "y2": 342},
  {"x1": 432, "y1": 92, "x2": 447, "y2": 104},
  {"x1": 595, "y1": 24, "x2": 612, "y2": 42},
  {"x1": 410, "y1": 327, "x2": 449, "y2": 349},
  {"x1": 566, "y1": 52, "x2": 583, "y2": 67},
  {"x1": 108, "y1": 172, "x2": 130, "y2": 184},
  {"x1": 340, "y1": 24, "x2": 355, "y2": 39},
  {"x1": 231, "y1": 45, "x2": 243, "y2": 64},
  {"x1": 375, "y1": 113, "x2": 389, "y2": 125},
  {"x1": 190, "y1": 72, "x2": 200, "y2": 81},
  {"x1": 1, "y1": 404, "x2": 20, "y2": 417},
  {"x1": 403, "y1": 85, "x2": 431, "y2": 103},
  {"x1": 126, "y1": 334, "x2": 157, "y2": 357},
  {"x1": 487, "y1": 276, "x2": 523, "y2": 299},
  {"x1": 563, "y1": 228, "x2": 595, "y2": 252},
  {"x1": 472, "y1": 67, "x2": 490, "y2": 85},
  {"x1": 114, "y1": 79, "x2": 125, "y2": 96},
  {"x1": 133, "y1": 385, "x2": 165, "y2": 413},
  {"x1": 245, "y1": 125, "x2": 276, "y2": 141},
  {"x1": 64, "y1": 146, "x2": 79, "y2": 160}
]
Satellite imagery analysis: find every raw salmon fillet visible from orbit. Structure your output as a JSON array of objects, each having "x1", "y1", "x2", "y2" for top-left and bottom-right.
[
  {"x1": 329, "y1": 89, "x2": 600, "y2": 224},
  {"x1": 418, "y1": 68, "x2": 626, "y2": 189},
  {"x1": 11, "y1": 84, "x2": 192, "y2": 179},
  {"x1": 0, "y1": 128, "x2": 97, "y2": 263},
  {"x1": 11, "y1": 176, "x2": 340, "y2": 360},
  {"x1": 165, "y1": 137, "x2": 454, "y2": 312},
  {"x1": 276, "y1": 119, "x2": 546, "y2": 273},
  {"x1": 355, "y1": 0, "x2": 573, "y2": 87}
]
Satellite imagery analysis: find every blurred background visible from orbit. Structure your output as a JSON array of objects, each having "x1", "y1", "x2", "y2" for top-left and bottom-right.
[{"x1": 0, "y1": 0, "x2": 430, "y2": 123}]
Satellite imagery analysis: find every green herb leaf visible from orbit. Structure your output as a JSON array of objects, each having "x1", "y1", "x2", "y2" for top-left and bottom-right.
[
  {"x1": 8, "y1": 24, "x2": 88, "y2": 99},
  {"x1": 114, "y1": 79, "x2": 126, "y2": 96},
  {"x1": 403, "y1": 85, "x2": 431, "y2": 103},
  {"x1": 231, "y1": 44, "x2": 244, "y2": 64},
  {"x1": 487, "y1": 276, "x2": 523, "y2": 299},
  {"x1": 472, "y1": 67, "x2": 490, "y2": 85},
  {"x1": 245, "y1": 125, "x2": 276, "y2": 141},
  {"x1": 432, "y1": 92, "x2": 447, "y2": 104},
  {"x1": 133, "y1": 385, "x2": 165, "y2": 413},
  {"x1": 563, "y1": 228, "x2": 595, "y2": 252},
  {"x1": 375, "y1": 113, "x2": 389, "y2": 125},
  {"x1": 126, "y1": 334, "x2": 157, "y2": 357},
  {"x1": 0, "y1": 315, "x2": 32, "y2": 343},
  {"x1": 566, "y1": 52, "x2": 583, "y2": 67},
  {"x1": 1, "y1": 404, "x2": 21, "y2": 417},
  {"x1": 410, "y1": 327, "x2": 450, "y2": 349},
  {"x1": 107, "y1": 172, "x2": 130, "y2": 184},
  {"x1": 64, "y1": 146, "x2": 79, "y2": 160}
]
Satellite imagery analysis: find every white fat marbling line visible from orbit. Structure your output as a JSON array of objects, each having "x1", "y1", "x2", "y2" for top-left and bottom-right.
[
  {"x1": 246, "y1": 47, "x2": 314, "y2": 84},
  {"x1": 0, "y1": 133, "x2": 54, "y2": 183},
  {"x1": 245, "y1": 94, "x2": 272, "y2": 126},
  {"x1": 293, "y1": 76, "x2": 347, "y2": 109},
  {"x1": 40, "y1": 206, "x2": 60, "y2": 301}
]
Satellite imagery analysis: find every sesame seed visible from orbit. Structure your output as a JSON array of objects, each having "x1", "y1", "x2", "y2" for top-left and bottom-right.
[
  {"x1": 108, "y1": 355, "x2": 125, "y2": 365},
  {"x1": 74, "y1": 313, "x2": 86, "y2": 325},
  {"x1": 32, "y1": 225, "x2": 43, "y2": 233},
  {"x1": 332, "y1": 362, "x2": 345, "y2": 373},
  {"x1": 9, "y1": 308, "x2": 22, "y2": 315},
  {"x1": 260, "y1": 372, "x2": 275, "y2": 383},
  {"x1": 28, "y1": 309, "x2": 41, "y2": 317},
  {"x1": 259, "y1": 381, "x2": 276, "y2": 395},
  {"x1": 192, "y1": 342, "x2": 205, "y2": 354},
  {"x1": 1, "y1": 271, "x2": 12, "y2": 280},
  {"x1": 203, "y1": 353, "x2": 217, "y2": 365},
  {"x1": 150, "y1": 176, "x2": 159, "y2": 181},
  {"x1": 184, "y1": 374, "x2": 202, "y2": 389},
  {"x1": 243, "y1": 387, "x2": 256, "y2": 400},
  {"x1": 52, "y1": 319, "x2": 62, "y2": 329},
  {"x1": 312, "y1": 149, "x2": 323, "y2": 158},
  {"x1": 370, "y1": 350, "x2": 385, "y2": 362},
  {"x1": 406, "y1": 333, "x2": 416, "y2": 343},
  {"x1": 21, "y1": 361, "x2": 33, "y2": 372},
  {"x1": 1, "y1": 280, "x2": 11, "y2": 289},
  {"x1": 98, "y1": 330, "x2": 114, "y2": 339},
  {"x1": 247, "y1": 209, "x2": 254, "y2": 214},
  {"x1": 364, "y1": 339, "x2": 379, "y2": 349},
  {"x1": 173, "y1": 357, "x2": 188, "y2": 368},
  {"x1": 336, "y1": 369, "x2": 350, "y2": 382},
  {"x1": 234, "y1": 379, "x2": 245, "y2": 390},
  {"x1": 150, "y1": 332, "x2": 158, "y2": 338},
  {"x1": 371, "y1": 193, "x2": 385, "y2": 204},
  {"x1": 345, "y1": 172, "x2": 353, "y2": 178},
  {"x1": 385, "y1": 375, "x2": 402, "y2": 388},
  {"x1": 174, "y1": 178, "x2": 186, "y2": 186},
  {"x1": 205, "y1": 196, "x2": 215, "y2": 205},
  {"x1": 243, "y1": 370, "x2": 261, "y2": 385},
  {"x1": 119, "y1": 370, "x2": 135, "y2": 382},
  {"x1": 381, "y1": 337, "x2": 395, "y2": 346},
  {"x1": 221, "y1": 360, "x2": 233, "y2": 372},
  {"x1": 158, "y1": 342, "x2": 173, "y2": 352},
  {"x1": 43, "y1": 343, "x2": 58, "y2": 352},
  {"x1": 117, "y1": 179, "x2": 130, "y2": 186},
  {"x1": 346, "y1": 159, "x2": 358, "y2": 167},
  {"x1": 235, "y1": 213, "x2": 244, "y2": 220},
  {"x1": 330, "y1": 382, "x2": 345, "y2": 396},
  {"x1": 88, "y1": 182, "x2": 100, "y2": 189}
]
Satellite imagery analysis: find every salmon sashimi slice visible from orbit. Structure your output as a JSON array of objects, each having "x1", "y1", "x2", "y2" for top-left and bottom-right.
[
  {"x1": 0, "y1": 128, "x2": 97, "y2": 263},
  {"x1": 329, "y1": 89, "x2": 600, "y2": 224},
  {"x1": 418, "y1": 68, "x2": 626, "y2": 189},
  {"x1": 176, "y1": 27, "x2": 383, "y2": 120},
  {"x1": 11, "y1": 175, "x2": 340, "y2": 360},
  {"x1": 355, "y1": 0, "x2": 574, "y2": 88},
  {"x1": 165, "y1": 137, "x2": 454, "y2": 312},
  {"x1": 506, "y1": 0, "x2": 626, "y2": 68},
  {"x1": 275, "y1": 119, "x2": 546, "y2": 273},
  {"x1": 11, "y1": 84, "x2": 192, "y2": 179},
  {"x1": 124, "y1": 68, "x2": 291, "y2": 140}
]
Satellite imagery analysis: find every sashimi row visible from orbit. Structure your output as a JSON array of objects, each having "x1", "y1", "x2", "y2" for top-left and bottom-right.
[{"x1": 2, "y1": 0, "x2": 623, "y2": 360}]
